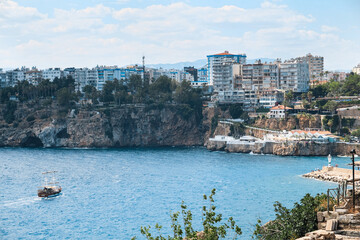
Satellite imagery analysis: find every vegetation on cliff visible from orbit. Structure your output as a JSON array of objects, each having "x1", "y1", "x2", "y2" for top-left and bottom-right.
[
  {"x1": 0, "y1": 75, "x2": 206, "y2": 124},
  {"x1": 311, "y1": 73, "x2": 360, "y2": 98},
  {"x1": 253, "y1": 193, "x2": 329, "y2": 240}
]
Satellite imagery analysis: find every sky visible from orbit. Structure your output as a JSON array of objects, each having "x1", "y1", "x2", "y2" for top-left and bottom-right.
[{"x1": 0, "y1": 0, "x2": 359, "y2": 70}]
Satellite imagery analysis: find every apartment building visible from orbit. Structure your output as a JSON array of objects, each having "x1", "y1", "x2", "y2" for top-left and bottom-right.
[
  {"x1": 25, "y1": 68, "x2": 42, "y2": 85},
  {"x1": 352, "y1": 64, "x2": 360, "y2": 75},
  {"x1": 0, "y1": 69, "x2": 6, "y2": 88},
  {"x1": 279, "y1": 59, "x2": 309, "y2": 93},
  {"x1": 42, "y1": 68, "x2": 62, "y2": 81},
  {"x1": 191, "y1": 68, "x2": 208, "y2": 87},
  {"x1": 258, "y1": 90, "x2": 284, "y2": 108},
  {"x1": 297, "y1": 53, "x2": 324, "y2": 81},
  {"x1": 207, "y1": 51, "x2": 246, "y2": 90}
]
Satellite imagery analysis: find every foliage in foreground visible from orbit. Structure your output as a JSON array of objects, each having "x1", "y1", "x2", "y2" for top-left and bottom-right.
[
  {"x1": 253, "y1": 193, "x2": 328, "y2": 240},
  {"x1": 133, "y1": 189, "x2": 242, "y2": 240}
]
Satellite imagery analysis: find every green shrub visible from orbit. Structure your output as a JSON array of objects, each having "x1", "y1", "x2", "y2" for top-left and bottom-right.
[
  {"x1": 229, "y1": 104, "x2": 244, "y2": 118},
  {"x1": 254, "y1": 193, "x2": 328, "y2": 240},
  {"x1": 351, "y1": 129, "x2": 360, "y2": 137},
  {"x1": 134, "y1": 189, "x2": 242, "y2": 240}
]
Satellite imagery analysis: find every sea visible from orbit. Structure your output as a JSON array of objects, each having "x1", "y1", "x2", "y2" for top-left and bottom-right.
[{"x1": 0, "y1": 147, "x2": 353, "y2": 239}]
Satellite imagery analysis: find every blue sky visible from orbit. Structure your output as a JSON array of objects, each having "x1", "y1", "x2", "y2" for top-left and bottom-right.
[{"x1": 1, "y1": 0, "x2": 359, "y2": 70}]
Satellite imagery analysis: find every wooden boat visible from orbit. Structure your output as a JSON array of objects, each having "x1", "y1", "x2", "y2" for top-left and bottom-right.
[{"x1": 38, "y1": 171, "x2": 62, "y2": 198}]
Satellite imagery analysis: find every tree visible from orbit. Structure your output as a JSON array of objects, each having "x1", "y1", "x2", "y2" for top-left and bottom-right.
[
  {"x1": 307, "y1": 91, "x2": 313, "y2": 102},
  {"x1": 56, "y1": 87, "x2": 74, "y2": 108},
  {"x1": 101, "y1": 81, "x2": 115, "y2": 103},
  {"x1": 3, "y1": 101, "x2": 17, "y2": 124},
  {"x1": 326, "y1": 80, "x2": 341, "y2": 96},
  {"x1": 229, "y1": 104, "x2": 244, "y2": 119},
  {"x1": 284, "y1": 91, "x2": 294, "y2": 107},
  {"x1": 302, "y1": 100, "x2": 310, "y2": 110},
  {"x1": 310, "y1": 85, "x2": 327, "y2": 98},
  {"x1": 341, "y1": 74, "x2": 360, "y2": 96},
  {"x1": 128, "y1": 74, "x2": 143, "y2": 94},
  {"x1": 323, "y1": 100, "x2": 338, "y2": 114},
  {"x1": 134, "y1": 189, "x2": 242, "y2": 240},
  {"x1": 149, "y1": 76, "x2": 175, "y2": 103},
  {"x1": 328, "y1": 119, "x2": 334, "y2": 133},
  {"x1": 83, "y1": 85, "x2": 97, "y2": 99},
  {"x1": 254, "y1": 193, "x2": 327, "y2": 240},
  {"x1": 174, "y1": 80, "x2": 203, "y2": 122}
]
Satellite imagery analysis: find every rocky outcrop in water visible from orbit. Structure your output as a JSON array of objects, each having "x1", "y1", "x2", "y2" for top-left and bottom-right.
[{"x1": 0, "y1": 104, "x2": 206, "y2": 147}]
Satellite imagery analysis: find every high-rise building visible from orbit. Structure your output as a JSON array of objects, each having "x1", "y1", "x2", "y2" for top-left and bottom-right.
[
  {"x1": 207, "y1": 51, "x2": 246, "y2": 91},
  {"x1": 234, "y1": 60, "x2": 279, "y2": 93},
  {"x1": 279, "y1": 59, "x2": 309, "y2": 93},
  {"x1": 296, "y1": 53, "x2": 323, "y2": 81}
]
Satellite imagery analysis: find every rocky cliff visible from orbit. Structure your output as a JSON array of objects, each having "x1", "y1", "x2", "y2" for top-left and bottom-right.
[
  {"x1": 253, "y1": 115, "x2": 322, "y2": 131},
  {"x1": 207, "y1": 139, "x2": 360, "y2": 156},
  {"x1": 0, "y1": 103, "x2": 206, "y2": 147}
]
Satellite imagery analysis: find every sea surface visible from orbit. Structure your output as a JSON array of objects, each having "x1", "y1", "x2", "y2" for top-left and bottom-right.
[{"x1": 0, "y1": 147, "x2": 353, "y2": 239}]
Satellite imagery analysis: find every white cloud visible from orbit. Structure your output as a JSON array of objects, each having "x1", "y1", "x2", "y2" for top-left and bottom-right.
[
  {"x1": 0, "y1": 0, "x2": 358, "y2": 70},
  {"x1": 0, "y1": 0, "x2": 46, "y2": 22},
  {"x1": 321, "y1": 25, "x2": 339, "y2": 33}
]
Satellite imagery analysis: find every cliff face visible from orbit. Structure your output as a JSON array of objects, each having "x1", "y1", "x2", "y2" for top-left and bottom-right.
[
  {"x1": 253, "y1": 115, "x2": 321, "y2": 131},
  {"x1": 0, "y1": 104, "x2": 205, "y2": 147}
]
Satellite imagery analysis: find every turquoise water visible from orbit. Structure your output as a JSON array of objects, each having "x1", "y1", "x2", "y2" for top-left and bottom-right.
[{"x1": 0, "y1": 147, "x2": 352, "y2": 239}]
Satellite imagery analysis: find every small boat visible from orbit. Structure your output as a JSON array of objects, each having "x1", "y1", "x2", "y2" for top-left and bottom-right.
[{"x1": 38, "y1": 171, "x2": 62, "y2": 198}]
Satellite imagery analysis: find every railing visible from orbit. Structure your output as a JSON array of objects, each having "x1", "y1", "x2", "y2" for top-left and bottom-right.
[
  {"x1": 326, "y1": 180, "x2": 360, "y2": 213},
  {"x1": 327, "y1": 181, "x2": 348, "y2": 213}
]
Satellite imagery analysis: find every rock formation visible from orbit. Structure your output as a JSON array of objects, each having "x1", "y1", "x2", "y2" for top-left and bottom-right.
[{"x1": 0, "y1": 104, "x2": 205, "y2": 148}]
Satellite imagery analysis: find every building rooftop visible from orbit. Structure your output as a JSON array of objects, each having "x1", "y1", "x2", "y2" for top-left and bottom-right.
[
  {"x1": 214, "y1": 51, "x2": 234, "y2": 56},
  {"x1": 270, "y1": 105, "x2": 293, "y2": 110}
]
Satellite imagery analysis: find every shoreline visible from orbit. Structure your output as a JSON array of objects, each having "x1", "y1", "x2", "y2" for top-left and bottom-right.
[
  {"x1": 302, "y1": 166, "x2": 360, "y2": 183},
  {"x1": 206, "y1": 137, "x2": 360, "y2": 156}
]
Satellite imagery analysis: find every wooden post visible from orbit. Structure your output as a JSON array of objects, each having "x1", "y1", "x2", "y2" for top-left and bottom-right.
[
  {"x1": 327, "y1": 189, "x2": 330, "y2": 213},
  {"x1": 351, "y1": 149, "x2": 356, "y2": 211}
]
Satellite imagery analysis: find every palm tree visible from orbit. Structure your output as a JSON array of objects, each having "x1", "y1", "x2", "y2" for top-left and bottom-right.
[{"x1": 328, "y1": 119, "x2": 334, "y2": 133}]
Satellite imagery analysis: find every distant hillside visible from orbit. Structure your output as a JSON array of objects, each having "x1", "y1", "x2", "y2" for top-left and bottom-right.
[{"x1": 147, "y1": 58, "x2": 275, "y2": 70}]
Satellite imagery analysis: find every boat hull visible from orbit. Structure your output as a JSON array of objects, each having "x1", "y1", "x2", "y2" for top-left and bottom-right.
[{"x1": 38, "y1": 187, "x2": 62, "y2": 198}]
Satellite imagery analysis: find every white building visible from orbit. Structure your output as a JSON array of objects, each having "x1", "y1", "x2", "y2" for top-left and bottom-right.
[
  {"x1": 258, "y1": 90, "x2": 284, "y2": 108},
  {"x1": 213, "y1": 90, "x2": 245, "y2": 103},
  {"x1": 352, "y1": 64, "x2": 360, "y2": 75},
  {"x1": 25, "y1": 68, "x2": 42, "y2": 85},
  {"x1": 267, "y1": 105, "x2": 292, "y2": 118},
  {"x1": 296, "y1": 53, "x2": 324, "y2": 81},
  {"x1": 280, "y1": 59, "x2": 309, "y2": 93},
  {"x1": 207, "y1": 51, "x2": 246, "y2": 91},
  {"x1": 42, "y1": 68, "x2": 62, "y2": 81}
]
